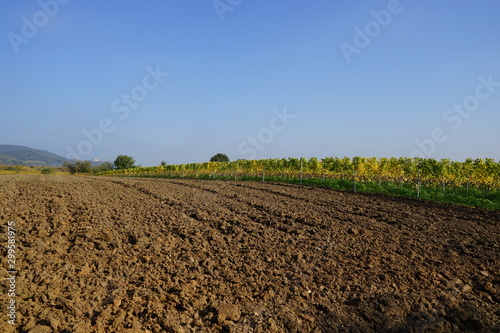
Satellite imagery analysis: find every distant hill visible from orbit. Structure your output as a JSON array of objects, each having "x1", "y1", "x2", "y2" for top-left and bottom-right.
[{"x1": 0, "y1": 145, "x2": 68, "y2": 167}]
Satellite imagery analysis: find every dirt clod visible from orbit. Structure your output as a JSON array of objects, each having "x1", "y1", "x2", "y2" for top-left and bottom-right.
[
  {"x1": 27, "y1": 325, "x2": 52, "y2": 333},
  {"x1": 215, "y1": 303, "x2": 241, "y2": 322},
  {"x1": 0, "y1": 175, "x2": 498, "y2": 332}
]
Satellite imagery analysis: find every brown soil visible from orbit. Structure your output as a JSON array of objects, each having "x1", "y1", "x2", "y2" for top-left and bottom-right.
[{"x1": 1, "y1": 175, "x2": 499, "y2": 332}]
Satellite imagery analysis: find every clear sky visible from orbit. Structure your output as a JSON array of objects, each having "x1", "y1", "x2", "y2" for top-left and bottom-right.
[{"x1": 1, "y1": 0, "x2": 499, "y2": 166}]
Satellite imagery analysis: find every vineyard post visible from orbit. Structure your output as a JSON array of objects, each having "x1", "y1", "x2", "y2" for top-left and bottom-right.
[
  {"x1": 300, "y1": 158, "x2": 303, "y2": 184},
  {"x1": 353, "y1": 170, "x2": 357, "y2": 192},
  {"x1": 417, "y1": 161, "x2": 421, "y2": 198}
]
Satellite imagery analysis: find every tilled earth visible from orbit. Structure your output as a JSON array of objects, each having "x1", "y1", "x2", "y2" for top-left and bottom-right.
[{"x1": 0, "y1": 175, "x2": 499, "y2": 332}]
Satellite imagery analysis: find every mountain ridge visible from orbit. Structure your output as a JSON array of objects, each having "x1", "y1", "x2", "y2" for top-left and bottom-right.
[{"x1": 0, "y1": 145, "x2": 68, "y2": 167}]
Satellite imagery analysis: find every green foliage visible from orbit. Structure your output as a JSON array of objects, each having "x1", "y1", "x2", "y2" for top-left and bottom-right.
[
  {"x1": 96, "y1": 157, "x2": 500, "y2": 210},
  {"x1": 114, "y1": 155, "x2": 136, "y2": 170},
  {"x1": 41, "y1": 167, "x2": 54, "y2": 174},
  {"x1": 63, "y1": 161, "x2": 76, "y2": 174},
  {"x1": 92, "y1": 161, "x2": 114, "y2": 174},
  {"x1": 76, "y1": 161, "x2": 92, "y2": 174},
  {"x1": 160, "y1": 161, "x2": 168, "y2": 167},
  {"x1": 210, "y1": 153, "x2": 230, "y2": 163},
  {"x1": 63, "y1": 160, "x2": 92, "y2": 174}
]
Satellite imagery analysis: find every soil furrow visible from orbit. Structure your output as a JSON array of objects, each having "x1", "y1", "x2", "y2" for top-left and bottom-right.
[{"x1": 0, "y1": 175, "x2": 498, "y2": 333}]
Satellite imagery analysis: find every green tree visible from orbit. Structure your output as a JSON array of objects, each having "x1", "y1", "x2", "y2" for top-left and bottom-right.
[
  {"x1": 210, "y1": 153, "x2": 230, "y2": 163},
  {"x1": 114, "y1": 155, "x2": 136, "y2": 170},
  {"x1": 160, "y1": 161, "x2": 167, "y2": 167},
  {"x1": 92, "y1": 161, "x2": 114, "y2": 174},
  {"x1": 63, "y1": 160, "x2": 92, "y2": 174},
  {"x1": 63, "y1": 161, "x2": 76, "y2": 174},
  {"x1": 76, "y1": 161, "x2": 91, "y2": 174},
  {"x1": 41, "y1": 167, "x2": 54, "y2": 174}
]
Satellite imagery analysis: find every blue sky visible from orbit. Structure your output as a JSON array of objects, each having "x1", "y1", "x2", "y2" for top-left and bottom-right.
[{"x1": 1, "y1": 0, "x2": 499, "y2": 166}]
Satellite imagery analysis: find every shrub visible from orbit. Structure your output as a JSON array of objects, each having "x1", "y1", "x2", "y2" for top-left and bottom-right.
[{"x1": 41, "y1": 168, "x2": 54, "y2": 174}]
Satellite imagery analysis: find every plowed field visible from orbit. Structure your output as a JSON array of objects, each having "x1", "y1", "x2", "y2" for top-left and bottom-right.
[{"x1": 1, "y1": 175, "x2": 499, "y2": 332}]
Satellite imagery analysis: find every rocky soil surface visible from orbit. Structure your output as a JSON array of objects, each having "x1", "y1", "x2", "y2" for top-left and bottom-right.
[{"x1": 0, "y1": 175, "x2": 499, "y2": 332}]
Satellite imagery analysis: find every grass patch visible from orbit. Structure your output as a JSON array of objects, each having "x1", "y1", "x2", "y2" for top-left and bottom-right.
[{"x1": 109, "y1": 173, "x2": 499, "y2": 211}]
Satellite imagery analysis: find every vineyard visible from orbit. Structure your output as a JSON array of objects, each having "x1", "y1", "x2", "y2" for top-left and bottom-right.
[{"x1": 98, "y1": 157, "x2": 500, "y2": 210}]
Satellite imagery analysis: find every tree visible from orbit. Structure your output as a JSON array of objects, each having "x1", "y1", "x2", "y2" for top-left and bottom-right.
[
  {"x1": 114, "y1": 155, "x2": 136, "y2": 170},
  {"x1": 63, "y1": 160, "x2": 92, "y2": 174},
  {"x1": 63, "y1": 161, "x2": 76, "y2": 174},
  {"x1": 76, "y1": 161, "x2": 92, "y2": 174},
  {"x1": 160, "y1": 161, "x2": 167, "y2": 167},
  {"x1": 92, "y1": 161, "x2": 114, "y2": 174},
  {"x1": 210, "y1": 153, "x2": 230, "y2": 163}
]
